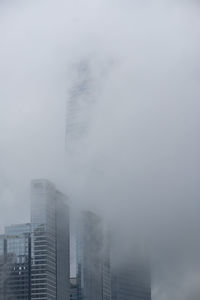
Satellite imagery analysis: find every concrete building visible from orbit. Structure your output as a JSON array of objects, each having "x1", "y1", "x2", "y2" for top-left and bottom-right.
[{"x1": 31, "y1": 179, "x2": 70, "y2": 300}]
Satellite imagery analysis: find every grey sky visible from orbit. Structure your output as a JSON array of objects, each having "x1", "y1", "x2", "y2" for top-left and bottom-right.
[{"x1": 0, "y1": 0, "x2": 200, "y2": 299}]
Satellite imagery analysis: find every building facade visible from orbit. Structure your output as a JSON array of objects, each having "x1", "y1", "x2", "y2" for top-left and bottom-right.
[
  {"x1": 66, "y1": 60, "x2": 94, "y2": 152},
  {"x1": 70, "y1": 277, "x2": 78, "y2": 300},
  {"x1": 0, "y1": 235, "x2": 5, "y2": 256},
  {"x1": 31, "y1": 179, "x2": 70, "y2": 300},
  {"x1": 0, "y1": 224, "x2": 31, "y2": 300},
  {"x1": 102, "y1": 234, "x2": 111, "y2": 300},
  {"x1": 0, "y1": 234, "x2": 6, "y2": 299},
  {"x1": 76, "y1": 211, "x2": 111, "y2": 300},
  {"x1": 111, "y1": 262, "x2": 151, "y2": 300},
  {"x1": 56, "y1": 190, "x2": 70, "y2": 300}
]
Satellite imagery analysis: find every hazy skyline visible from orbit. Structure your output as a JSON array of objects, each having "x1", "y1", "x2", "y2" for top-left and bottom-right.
[{"x1": 1, "y1": 0, "x2": 200, "y2": 299}]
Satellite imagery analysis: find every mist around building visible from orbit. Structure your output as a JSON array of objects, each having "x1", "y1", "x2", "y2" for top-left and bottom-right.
[
  {"x1": 1, "y1": 0, "x2": 200, "y2": 299},
  {"x1": 0, "y1": 179, "x2": 151, "y2": 300}
]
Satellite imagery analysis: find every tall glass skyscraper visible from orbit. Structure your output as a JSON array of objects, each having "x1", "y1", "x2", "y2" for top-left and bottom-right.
[
  {"x1": 111, "y1": 261, "x2": 151, "y2": 300},
  {"x1": 66, "y1": 60, "x2": 94, "y2": 152},
  {"x1": 76, "y1": 211, "x2": 111, "y2": 300},
  {"x1": 31, "y1": 179, "x2": 70, "y2": 300},
  {"x1": 0, "y1": 224, "x2": 31, "y2": 300},
  {"x1": 102, "y1": 230, "x2": 111, "y2": 300},
  {"x1": 0, "y1": 234, "x2": 6, "y2": 299},
  {"x1": 0, "y1": 235, "x2": 5, "y2": 256},
  {"x1": 70, "y1": 277, "x2": 78, "y2": 300}
]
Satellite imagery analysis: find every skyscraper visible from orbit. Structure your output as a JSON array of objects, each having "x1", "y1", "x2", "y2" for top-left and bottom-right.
[
  {"x1": 0, "y1": 235, "x2": 5, "y2": 257},
  {"x1": 56, "y1": 190, "x2": 70, "y2": 300},
  {"x1": 0, "y1": 234, "x2": 6, "y2": 299},
  {"x1": 102, "y1": 230, "x2": 111, "y2": 300},
  {"x1": 31, "y1": 179, "x2": 70, "y2": 300},
  {"x1": 111, "y1": 260, "x2": 151, "y2": 300},
  {"x1": 76, "y1": 211, "x2": 111, "y2": 300},
  {"x1": 0, "y1": 224, "x2": 31, "y2": 300},
  {"x1": 70, "y1": 277, "x2": 78, "y2": 300},
  {"x1": 66, "y1": 60, "x2": 94, "y2": 152}
]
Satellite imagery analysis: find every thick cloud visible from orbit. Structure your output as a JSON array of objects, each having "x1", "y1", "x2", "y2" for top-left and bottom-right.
[{"x1": 0, "y1": 0, "x2": 200, "y2": 298}]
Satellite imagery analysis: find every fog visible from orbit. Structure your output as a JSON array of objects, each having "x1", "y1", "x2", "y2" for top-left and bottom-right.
[{"x1": 0, "y1": 0, "x2": 200, "y2": 299}]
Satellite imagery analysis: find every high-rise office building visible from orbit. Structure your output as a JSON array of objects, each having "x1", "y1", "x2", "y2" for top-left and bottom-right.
[
  {"x1": 111, "y1": 261, "x2": 151, "y2": 300},
  {"x1": 5, "y1": 223, "x2": 31, "y2": 236},
  {"x1": 0, "y1": 224, "x2": 31, "y2": 300},
  {"x1": 102, "y1": 231, "x2": 111, "y2": 300},
  {"x1": 31, "y1": 179, "x2": 70, "y2": 300},
  {"x1": 110, "y1": 229, "x2": 151, "y2": 300},
  {"x1": 66, "y1": 60, "x2": 94, "y2": 152},
  {"x1": 76, "y1": 211, "x2": 111, "y2": 300},
  {"x1": 0, "y1": 235, "x2": 5, "y2": 257},
  {"x1": 70, "y1": 277, "x2": 78, "y2": 300},
  {"x1": 0, "y1": 234, "x2": 6, "y2": 299}
]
